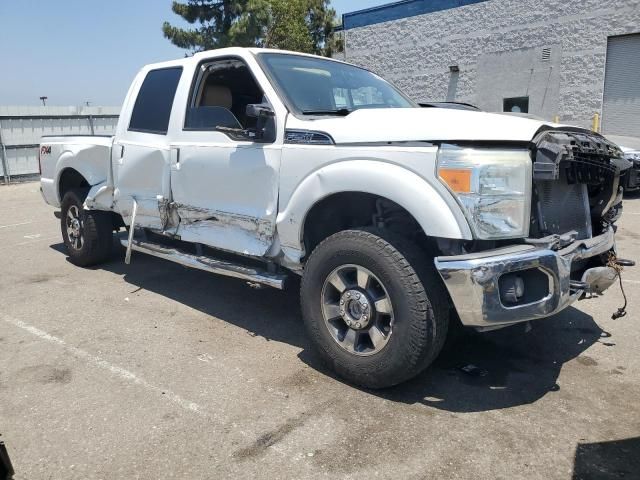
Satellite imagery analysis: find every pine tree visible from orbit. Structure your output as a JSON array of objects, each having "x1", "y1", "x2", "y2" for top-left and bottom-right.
[
  {"x1": 163, "y1": 0, "x2": 342, "y2": 56},
  {"x1": 162, "y1": 1, "x2": 260, "y2": 54},
  {"x1": 307, "y1": 0, "x2": 342, "y2": 57},
  {"x1": 260, "y1": 0, "x2": 314, "y2": 52}
]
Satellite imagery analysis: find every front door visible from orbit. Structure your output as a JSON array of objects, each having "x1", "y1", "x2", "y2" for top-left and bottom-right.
[
  {"x1": 170, "y1": 140, "x2": 280, "y2": 256},
  {"x1": 169, "y1": 57, "x2": 281, "y2": 257}
]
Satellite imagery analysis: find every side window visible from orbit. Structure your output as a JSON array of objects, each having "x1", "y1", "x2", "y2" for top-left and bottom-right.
[
  {"x1": 185, "y1": 58, "x2": 265, "y2": 131},
  {"x1": 128, "y1": 67, "x2": 182, "y2": 134}
]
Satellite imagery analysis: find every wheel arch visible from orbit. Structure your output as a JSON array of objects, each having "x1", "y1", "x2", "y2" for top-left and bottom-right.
[
  {"x1": 54, "y1": 145, "x2": 110, "y2": 203},
  {"x1": 57, "y1": 167, "x2": 90, "y2": 202},
  {"x1": 276, "y1": 160, "x2": 472, "y2": 263}
]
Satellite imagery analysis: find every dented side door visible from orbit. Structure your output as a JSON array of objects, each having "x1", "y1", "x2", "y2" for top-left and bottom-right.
[{"x1": 169, "y1": 135, "x2": 281, "y2": 256}]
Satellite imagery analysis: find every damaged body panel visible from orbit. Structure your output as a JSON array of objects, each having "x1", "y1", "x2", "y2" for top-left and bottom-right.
[
  {"x1": 39, "y1": 137, "x2": 113, "y2": 208},
  {"x1": 531, "y1": 130, "x2": 628, "y2": 239},
  {"x1": 167, "y1": 140, "x2": 280, "y2": 257},
  {"x1": 173, "y1": 204, "x2": 275, "y2": 257},
  {"x1": 436, "y1": 129, "x2": 629, "y2": 328}
]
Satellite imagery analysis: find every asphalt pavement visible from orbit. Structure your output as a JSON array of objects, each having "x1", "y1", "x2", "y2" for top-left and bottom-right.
[{"x1": 1, "y1": 181, "x2": 639, "y2": 479}]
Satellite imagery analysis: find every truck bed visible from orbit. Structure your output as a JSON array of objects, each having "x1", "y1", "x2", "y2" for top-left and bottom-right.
[{"x1": 39, "y1": 135, "x2": 114, "y2": 208}]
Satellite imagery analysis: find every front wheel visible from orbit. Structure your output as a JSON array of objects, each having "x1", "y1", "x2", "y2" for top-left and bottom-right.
[
  {"x1": 300, "y1": 228, "x2": 449, "y2": 389},
  {"x1": 60, "y1": 189, "x2": 113, "y2": 267}
]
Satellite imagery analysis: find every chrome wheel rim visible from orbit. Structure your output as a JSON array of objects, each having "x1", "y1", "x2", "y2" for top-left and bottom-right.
[
  {"x1": 321, "y1": 264, "x2": 394, "y2": 356},
  {"x1": 66, "y1": 205, "x2": 84, "y2": 250}
]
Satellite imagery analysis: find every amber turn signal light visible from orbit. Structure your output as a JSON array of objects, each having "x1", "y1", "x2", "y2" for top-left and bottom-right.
[{"x1": 439, "y1": 168, "x2": 472, "y2": 193}]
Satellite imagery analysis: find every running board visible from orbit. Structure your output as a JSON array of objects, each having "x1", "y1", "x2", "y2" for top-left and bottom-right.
[{"x1": 120, "y1": 238, "x2": 287, "y2": 290}]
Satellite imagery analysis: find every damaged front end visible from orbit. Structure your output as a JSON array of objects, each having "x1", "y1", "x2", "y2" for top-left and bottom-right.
[
  {"x1": 530, "y1": 130, "x2": 628, "y2": 240},
  {"x1": 436, "y1": 129, "x2": 632, "y2": 329}
]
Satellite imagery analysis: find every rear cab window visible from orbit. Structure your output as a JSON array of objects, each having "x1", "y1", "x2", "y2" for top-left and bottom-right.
[{"x1": 128, "y1": 67, "x2": 183, "y2": 135}]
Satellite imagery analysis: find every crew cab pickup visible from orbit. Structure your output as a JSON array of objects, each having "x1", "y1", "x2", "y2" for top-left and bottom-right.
[{"x1": 40, "y1": 48, "x2": 631, "y2": 388}]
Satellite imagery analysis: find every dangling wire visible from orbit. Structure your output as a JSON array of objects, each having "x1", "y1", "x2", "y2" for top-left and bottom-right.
[{"x1": 608, "y1": 252, "x2": 628, "y2": 319}]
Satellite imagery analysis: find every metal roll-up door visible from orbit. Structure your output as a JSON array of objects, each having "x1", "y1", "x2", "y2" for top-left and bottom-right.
[{"x1": 602, "y1": 34, "x2": 640, "y2": 137}]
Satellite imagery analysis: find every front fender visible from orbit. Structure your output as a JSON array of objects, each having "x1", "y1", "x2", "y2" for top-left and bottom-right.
[{"x1": 276, "y1": 159, "x2": 472, "y2": 262}]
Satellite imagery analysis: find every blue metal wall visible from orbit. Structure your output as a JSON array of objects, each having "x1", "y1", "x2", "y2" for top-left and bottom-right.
[{"x1": 343, "y1": 0, "x2": 488, "y2": 30}]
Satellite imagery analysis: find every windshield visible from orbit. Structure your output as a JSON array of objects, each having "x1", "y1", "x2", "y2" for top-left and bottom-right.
[{"x1": 258, "y1": 53, "x2": 417, "y2": 115}]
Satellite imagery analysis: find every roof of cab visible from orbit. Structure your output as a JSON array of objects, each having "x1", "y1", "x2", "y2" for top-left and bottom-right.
[{"x1": 141, "y1": 47, "x2": 349, "y2": 72}]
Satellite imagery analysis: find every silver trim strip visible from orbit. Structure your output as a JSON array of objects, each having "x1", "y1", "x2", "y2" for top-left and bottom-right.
[{"x1": 120, "y1": 238, "x2": 287, "y2": 289}]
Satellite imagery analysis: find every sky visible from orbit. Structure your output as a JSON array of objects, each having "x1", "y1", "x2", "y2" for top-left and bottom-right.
[{"x1": 0, "y1": 0, "x2": 389, "y2": 106}]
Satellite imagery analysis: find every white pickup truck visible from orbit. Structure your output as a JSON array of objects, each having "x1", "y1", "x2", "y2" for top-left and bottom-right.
[{"x1": 40, "y1": 48, "x2": 631, "y2": 388}]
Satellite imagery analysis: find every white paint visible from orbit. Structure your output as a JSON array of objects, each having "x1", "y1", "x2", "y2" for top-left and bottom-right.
[
  {"x1": 285, "y1": 106, "x2": 554, "y2": 144},
  {"x1": 23, "y1": 233, "x2": 42, "y2": 239},
  {"x1": 2, "y1": 315, "x2": 203, "y2": 416},
  {"x1": 0, "y1": 221, "x2": 32, "y2": 229},
  {"x1": 9, "y1": 235, "x2": 59, "y2": 247}
]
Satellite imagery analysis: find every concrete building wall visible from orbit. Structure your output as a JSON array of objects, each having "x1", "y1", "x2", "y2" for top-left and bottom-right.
[{"x1": 342, "y1": 0, "x2": 640, "y2": 130}]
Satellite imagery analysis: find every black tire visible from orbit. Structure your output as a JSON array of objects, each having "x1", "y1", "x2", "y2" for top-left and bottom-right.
[
  {"x1": 301, "y1": 228, "x2": 449, "y2": 389},
  {"x1": 60, "y1": 189, "x2": 112, "y2": 267}
]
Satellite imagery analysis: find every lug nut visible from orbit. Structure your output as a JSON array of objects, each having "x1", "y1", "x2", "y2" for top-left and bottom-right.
[
  {"x1": 355, "y1": 322, "x2": 361, "y2": 328},
  {"x1": 340, "y1": 299, "x2": 344, "y2": 305},
  {"x1": 356, "y1": 293, "x2": 361, "y2": 299},
  {"x1": 362, "y1": 315, "x2": 367, "y2": 321},
  {"x1": 346, "y1": 292, "x2": 351, "y2": 298}
]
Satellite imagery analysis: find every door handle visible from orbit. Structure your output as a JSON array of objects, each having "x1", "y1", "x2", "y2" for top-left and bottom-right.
[
  {"x1": 170, "y1": 147, "x2": 180, "y2": 170},
  {"x1": 115, "y1": 144, "x2": 125, "y2": 165}
]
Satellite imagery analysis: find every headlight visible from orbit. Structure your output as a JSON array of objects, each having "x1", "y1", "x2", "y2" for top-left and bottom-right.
[{"x1": 437, "y1": 144, "x2": 532, "y2": 240}]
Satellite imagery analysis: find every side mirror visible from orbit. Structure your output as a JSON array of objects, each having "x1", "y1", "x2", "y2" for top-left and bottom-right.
[
  {"x1": 246, "y1": 103, "x2": 275, "y2": 118},
  {"x1": 246, "y1": 103, "x2": 276, "y2": 143}
]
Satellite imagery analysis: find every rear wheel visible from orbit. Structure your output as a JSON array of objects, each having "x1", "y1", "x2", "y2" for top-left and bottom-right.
[
  {"x1": 301, "y1": 228, "x2": 449, "y2": 389},
  {"x1": 60, "y1": 189, "x2": 112, "y2": 267}
]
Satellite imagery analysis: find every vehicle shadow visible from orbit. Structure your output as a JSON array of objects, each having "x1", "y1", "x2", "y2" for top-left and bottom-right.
[
  {"x1": 623, "y1": 188, "x2": 640, "y2": 200},
  {"x1": 59, "y1": 241, "x2": 310, "y2": 349},
  {"x1": 51, "y1": 241, "x2": 606, "y2": 414},
  {"x1": 572, "y1": 436, "x2": 640, "y2": 479},
  {"x1": 356, "y1": 307, "x2": 605, "y2": 413}
]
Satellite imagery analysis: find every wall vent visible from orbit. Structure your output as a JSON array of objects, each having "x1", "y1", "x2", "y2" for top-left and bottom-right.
[{"x1": 541, "y1": 47, "x2": 552, "y2": 61}]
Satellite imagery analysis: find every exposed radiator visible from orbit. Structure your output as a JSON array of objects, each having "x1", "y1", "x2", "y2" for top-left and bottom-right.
[{"x1": 535, "y1": 173, "x2": 592, "y2": 239}]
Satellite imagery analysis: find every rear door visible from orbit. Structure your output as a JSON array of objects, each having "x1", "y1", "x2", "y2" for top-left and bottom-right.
[{"x1": 113, "y1": 66, "x2": 183, "y2": 229}]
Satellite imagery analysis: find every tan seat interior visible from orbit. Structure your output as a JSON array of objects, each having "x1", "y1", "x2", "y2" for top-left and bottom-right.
[{"x1": 201, "y1": 84, "x2": 233, "y2": 109}]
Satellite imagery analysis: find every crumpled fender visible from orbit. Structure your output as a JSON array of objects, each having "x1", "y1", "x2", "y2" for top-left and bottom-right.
[
  {"x1": 54, "y1": 143, "x2": 111, "y2": 203},
  {"x1": 275, "y1": 159, "x2": 472, "y2": 263},
  {"x1": 84, "y1": 181, "x2": 115, "y2": 211}
]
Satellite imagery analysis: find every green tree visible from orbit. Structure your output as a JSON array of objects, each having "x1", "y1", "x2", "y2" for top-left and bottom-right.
[
  {"x1": 271, "y1": 0, "x2": 314, "y2": 52},
  {"x1": 162, "y1": 1, "x2": 260, "y2": 54},
  {"x1": 163, "y1": 0, "x2": 342, "y2": 56},
  {"x1": 306, "y1": 0, "x2": 341, "y2": 57}
]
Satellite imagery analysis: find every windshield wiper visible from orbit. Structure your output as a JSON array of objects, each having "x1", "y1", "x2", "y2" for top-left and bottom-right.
[{"x1": 301, "y1": 108, "x2": 353, "y2": 116}]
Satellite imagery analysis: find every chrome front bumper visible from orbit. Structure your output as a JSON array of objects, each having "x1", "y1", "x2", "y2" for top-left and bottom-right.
[{"x1": 434, "y1": 227, "x2": 616, "y2": 328}]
